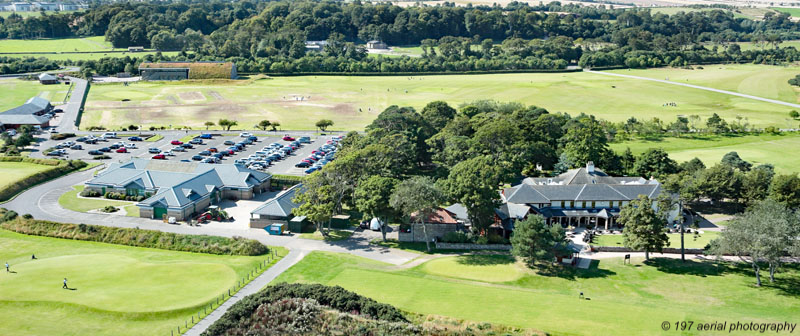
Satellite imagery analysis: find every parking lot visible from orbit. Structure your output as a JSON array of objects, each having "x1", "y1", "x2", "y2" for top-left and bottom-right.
[{"x1": 35, "y1": 132, "x2": 333, "y2": 176}]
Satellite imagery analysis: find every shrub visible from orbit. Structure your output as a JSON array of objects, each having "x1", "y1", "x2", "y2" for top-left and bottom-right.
[
  {"x1": 79, "y1": 189, "x2": 101, "y2": 197},
  {"x1": 442, "y1": 231, "x2": 470, "y2": 243},
  {"x1": 21, "y1": 214, "x2": 33, "y2": 219},
  {"x1": 87, "y1": 126, "x2": 106, "y2": 131},
  {"x1": 1, "y1": 209, "x2": 18, "y2": 222},
  {"x1": 49, "y1": 133, "x2": 76, "y2": 140},
  {"x1": 487, "y1": 232, "x2": 508, "y2": 244},
  {"x1": 0, "y1": 218, "x2": 269, "y2": 256},
  {"x1": 101, "y1": 206, "x2": 118, "y2": 213},
  {"x1": 203, "y1": 283, "x2": 408, "y2": 336},
  {"x1": 475, "y1": 236, "x2": 489, "y2": 245},
  {"x1": 93, "y1": 155, "x2": 111, "y2": 160}
]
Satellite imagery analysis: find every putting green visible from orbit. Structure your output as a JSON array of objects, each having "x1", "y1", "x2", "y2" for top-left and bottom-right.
[{"x1": 422, "y1": 255, "x2": 523, "y2": 282}]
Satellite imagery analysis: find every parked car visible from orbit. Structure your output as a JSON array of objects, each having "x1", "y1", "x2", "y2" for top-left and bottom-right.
[
  {"x1": 170, "y1": 140, "x2": 183, "y2": 145},
  {"x1": 199, "y1": 150, "x2": 211, "y2": 156},
  {"x1": 46, "y1": 150, "x2": 64, "y2": 156},
  {"x1": 298, "y1": 136, "x2": 311, "y2": 144},
  {"x1": 223, "y1": 140, "x2": 235, "y2": 145},
  {"x1": 152, "y1": 154, "x2": 166, "y2": 160},
  {"x1": 208, "y1": 147, "x2": 218, "y2": 153},
  {"x1": 88, "y1": 150, "x2": 102, "y2": 155},
  {"x1": 148, "y1": 147, "x2": 161, "y2": 154},
  {"x1": 125, "y1": 143, "x2": 136, "y2": 149},
  {"x1": 116, "y1": 147, "x2": 127, "y2": 153},
  {"x1": 172, "y1": 146, "x2": 185, "y2": 152},
  {"x1": 180, "y1": 143, "x2": 193, "y2": 149},
  {"x1": 212, "y1": 153, "x2": 225, "y2": 159},
  {"x1": 282, "y1": 135, "x2": 295, "y2": 141},
  {"x1": 75, "y1": 137, "x2": 87, "y2": 142},
  {"x1": 199, "y1": 133, "x2": 213, "y2": 139},
  {"x1": 101, "y1": 132, "x2": 118, "y2": 139},
  {"x1": 295, "y1": 161, "x2": 311, "y2": 168},
  {"x1": 191, "y1": 155, "x2": 203, "y2": 161},
  {"x1": 99, "y1": 147, "x2": 111, "y2": 152},
  {"x1": 70, "y1": 144, "x2": 82, "y2": 150},
  {"x1": 202, "y1": 157, "x2": 219, "y2": 164},
  {"x1": 180, "y1": 159, "x2": 191, "y2": 162},
  {"x1": 189, "y1": 138, "x2": 203, "y2": 145},
  {"x1": 247, "y1": 135, "x2": 258, "y2": 142},
  {"x1": 127, "y1": 136, "x2": 143, "y2": 141},
  {"x1": 164, "y1": 150, "x2": 175, "y2": 156},
  {"x1": 304, "y1": 167, "x2": 318, "y2": 174},
  {"x1": 239, "y1": 132, "x2": 252, "y2": 137}
]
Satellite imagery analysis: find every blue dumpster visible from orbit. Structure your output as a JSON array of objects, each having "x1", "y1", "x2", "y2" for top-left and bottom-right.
[{"x1": 265, "y1": 223, "x2": 285, "y2": 235}]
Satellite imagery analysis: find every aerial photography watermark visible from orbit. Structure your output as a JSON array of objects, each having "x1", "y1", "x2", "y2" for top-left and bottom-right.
[{"x1": 660, "y1": 321, "x2": 797, "y2": 333}]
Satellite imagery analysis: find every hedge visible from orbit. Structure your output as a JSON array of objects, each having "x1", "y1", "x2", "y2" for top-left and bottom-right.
[
  {"x1": 203, "y1": 283, "x2": 408, "y2": 336},
  {"x1": 0, "y1": 157, "x2": 87, "y2": 202},
  {"x1": 271, "y1": 174, "x2": 304, "y2": 190},
  {"x1": 50, "y1": 133, "x2": 76, "y2": 140},
  {"x1": 257, "y1": 68, "x2": 581, "y2": 77},
  {"x1": 0, "y1": 218, "x2": 269, "y2": 256}
]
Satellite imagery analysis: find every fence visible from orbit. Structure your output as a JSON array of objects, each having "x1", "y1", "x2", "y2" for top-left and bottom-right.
[
  {"x1": 593, "y1": 246, "x2": 706, "y2": 254},
  {"x1": 168, "y1": 248, "x2": 285, "y2": 336}
]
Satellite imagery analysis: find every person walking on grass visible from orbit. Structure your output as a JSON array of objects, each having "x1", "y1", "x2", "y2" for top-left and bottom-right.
[
  {"x1": 4, "y1": 262, "x2": 8, "y2": 272},
  {"x1": 63, "y1": 278, "x2": 68, "y2": 289}
]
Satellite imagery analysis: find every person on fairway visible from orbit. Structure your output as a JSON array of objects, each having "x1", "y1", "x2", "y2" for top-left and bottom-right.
[
  {"x1": 63, "y1": 278, "x2": 68, "y2": 289},
  {"x1": 4, "y1": 262, "x2": 8, "y2": 272}
]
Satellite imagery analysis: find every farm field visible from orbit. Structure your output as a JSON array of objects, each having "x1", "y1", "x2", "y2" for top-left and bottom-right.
[
  {"x1": 607, "y1": 64, "x2": 800, "y2": 105},
  {"x1": 0, "y1": 78, "x2": 70, "y2": 111},
  {"x1": 82, "y1": 70, "x2": 795, "y2": 131},
  {"x1": 610, "y1": 133, "x2": 800, "y2": 173},
  {"x1": 770, "y1": 7, "x2": 800, "y2": 17},
  {"x1": 593, "y1": 231, "x2": 720, "y2": 249},
  {"x1": 0, "y1": 229, "x2": 284, "y2": 336},
  {"x1": 0, "y1": 162, "x2": 55, "y2": 190},
  {"x1": 650, "y1": 6, "x2": 775, "y2": 19},
  {"x1": 273, "y1": 251, "x2": 800, "y2": 335},
  {"x1": 0, "y1": 36, "x2": 112, "y2": 52}
]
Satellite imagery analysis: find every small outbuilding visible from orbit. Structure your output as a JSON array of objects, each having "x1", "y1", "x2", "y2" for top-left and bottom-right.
[
  {"x1": 366, "y1": 40, "x2": 388, "y2": 49},
  {"x1": 249, "y1": 184, "x2": 304, "y2": 229},
  {"x1": 127, "y1": 46, "x2": 145, "y2": 52},
  {"x1": 38, "y1": 73, "x2": 58, "y2": 85}
]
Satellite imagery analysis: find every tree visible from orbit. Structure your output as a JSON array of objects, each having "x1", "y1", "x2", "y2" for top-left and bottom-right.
[
  {"x1": 510, "y1": 215, "x2": 569, "y2": 266},
  {"x1": 270, "y1": 121, "x2": 280, "y2": 131},
  {"x1": 315, "y1": 119, "x2": 334, "y2": 132},
  {"x1": 204, "y1": 121, "x2": 214, "y2": 130},
  {"x1": 390, "y1": 176, "x2": 444, "y2": 252},
  {"x1": 768, "y1": 173, "x2": 800, "y2": 209},
  {"x1": 741, "y1": 164, "x2": 774, "y2": 205},
  {"x1": 420, "y1": 101, "x2": 456, "y2": 131},
  {"x1": 678, "y1": 157, "x2": 705, "y2": 174},
  {"x1": 354, "y1": 176, "x2": 399, "y2": 241},
  {"x1": 633, "y1": 148, "x2": 677, "y2": 178},
  {"x1": 292, "y1": 172, "x2": 336, "y2": 236},
  {"x1": 711, "y1": 199, "x2": 799, "y2": 286},
  {"x1": 721, "y1": 151, "x2": 752, "y2": 171},
  {"x1": 258, "y1": 120, "x2": 271, "y2": 131},
  {"x1": 561, "y1": 116, "x2": 611, "y2": 168},
  {"x1": 218, "y1": 119, "x2": 237, "y2": 131},
  {"x1": 441, "y1": 155, "x2": 503, "y2": 234},
  {"x1": 790, "y1": 110, "x2": 799, "y2": 119},
  {"x1": 696, "y1": 164, "x2": 743, "y2": 203},
  {"x1": 619, "y1": 195, "x2": 669, "y2": 260}
]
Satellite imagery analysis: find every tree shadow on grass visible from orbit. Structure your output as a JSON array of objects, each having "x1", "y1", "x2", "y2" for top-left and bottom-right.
[
  {"x1": 644, "y1": 258, "x2": 728, "y2": 277},
  {"x1": 535, "y1": 260, "x2": 615, "y2": 281},
  {"x1": 454, "y1": 254, "x2": 515, "y2": 266}
]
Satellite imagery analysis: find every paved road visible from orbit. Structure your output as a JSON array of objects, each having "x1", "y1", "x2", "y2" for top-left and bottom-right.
[
  {"x1": 55, "y1": 76, "x2": 88, "y2": 133},
  {"x1": 586, "y1": 69, "x2": 800, "y2": 109}
]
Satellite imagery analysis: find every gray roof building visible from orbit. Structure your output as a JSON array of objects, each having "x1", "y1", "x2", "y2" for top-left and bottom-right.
[
  {"x1": 0, "y1": 96, "x2": 52, "y2": 127},
  {"x1": 251, "y1": 184, "x2": 304, "y2": 218}
]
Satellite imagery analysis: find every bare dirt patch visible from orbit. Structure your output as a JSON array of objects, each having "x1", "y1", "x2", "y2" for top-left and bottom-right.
[
  {"x1": 208, "y1": 91, "x2": 225, "y2": 101},
  {"x1": 177, "y1": 91, "x2": 205, "y2": 101},
  {"x1": 332, "y1": 103, "x2": 357, "y2": 115}
]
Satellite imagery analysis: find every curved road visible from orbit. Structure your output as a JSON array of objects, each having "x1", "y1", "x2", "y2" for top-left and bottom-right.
[{"x1": 586, "y1": 70, "x2": 800, "y2": 109}]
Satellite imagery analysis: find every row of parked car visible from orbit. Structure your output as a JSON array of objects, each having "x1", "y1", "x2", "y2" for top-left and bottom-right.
[
  {"x1": 295, "y1": 136, "x2": 341, "y2": 174},
  {"x1": 233, "y1": 136, "x2": 312, "y2": 170}
]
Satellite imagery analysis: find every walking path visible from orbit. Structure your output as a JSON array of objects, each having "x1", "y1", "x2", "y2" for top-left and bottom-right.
[
  {"x1": 586, "y1": 70, "x2": 800, "y2": 109},
  {"x1": 183, "y1": 249, "x2": 309, "y2": 336}
]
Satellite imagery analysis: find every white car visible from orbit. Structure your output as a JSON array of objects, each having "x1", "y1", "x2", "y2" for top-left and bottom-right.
[
  {"x1": 164, "y1": 150, "x2": 175, "y2": 156},
  {"x1": 125, "y1": 143, "x2": 137, "y2": 149},
  {"x1": 239, "y1": 132, "x2": 251, "y2": 138}
]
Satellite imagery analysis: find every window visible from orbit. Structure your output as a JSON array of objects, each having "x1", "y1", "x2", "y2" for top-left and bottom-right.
[
  {"x1": 591, "y1": 201, "x2": 596, "y2": 208},
  {"x1": 581, "y1": 201, "x2": 586, "y2": 208},
  {"x1": 560, "y1": 201, "x2": 565, "y2": 208},
  {"x1": 569, "y1": 201, "x2": 574, "y2": 208}
]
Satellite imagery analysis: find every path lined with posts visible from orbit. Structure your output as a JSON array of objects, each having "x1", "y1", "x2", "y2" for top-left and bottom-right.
[{"x1": 587, "y1": 69, "x2": 800, "y2": 109}]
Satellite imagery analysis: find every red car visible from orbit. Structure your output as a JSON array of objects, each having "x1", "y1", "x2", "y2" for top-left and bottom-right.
[
  {"x1": 208, "y1": 147, "x2": 218, "y2": 153},
  {"x1": 116, "y1": 147, "x2": 127, "y2": 153},
  {"x1": 282, "y1": 135, "x2": 295, "y2": 141},
  {"x1": 170, "y1": 140, "x2": 183, "y2": 145},
  {"x1": 152, "y1": 154, "x2": 166, "y2": 160}
]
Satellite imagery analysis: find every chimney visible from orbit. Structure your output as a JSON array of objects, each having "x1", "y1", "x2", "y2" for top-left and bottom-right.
[{"x1": 586, "y1": 161, "x2": 595, "y2": 173}]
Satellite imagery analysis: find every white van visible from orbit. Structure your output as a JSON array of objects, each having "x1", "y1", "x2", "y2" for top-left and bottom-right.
[{"x1": 101, "y1": 132, "x2": 117, "y2": 139}]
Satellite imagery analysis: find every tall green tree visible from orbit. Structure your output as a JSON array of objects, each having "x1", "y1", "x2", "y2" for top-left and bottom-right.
[
  {"x1": 441, "y1": 155, "x2": 503, "y2": 234},
  {"x1": 258, "y1": 120, "x2": 271, "y2": 131},
  {"x1": 561, "y1": 116, "x2": 611, "y2": 168},
  {"x1": 510, "y1": 215, "x2": 570, "y2": 267},
  {"x1": 315, "y1": 119, "x2": 334, "y2": 132},
  {"x1": 633, "y1": 148, "x2": 677, "y2": 178},
  {"x1": 741, "y1": 164, "x2": 774, "y2": 205},
  {"x1": 390, "y1": 176, "x2": 444, "y2": 252},
  {"x1": 619, "y1": 195, "x2": 669, "y2": 260},
  {"x1": 218, "y1": 119, "x2": 237, "y2": 131},
  {"x1": 768, "y1": 173, "x2": 800, "y2": 209},
  {"x1": 721, "y1": 151, "x2": 752, "y2": 171},
  {"x1": 354, "y1": 176, "x2": 399, "y2": 241},
  {"x1": 696, "y1": 164, "x2": 743, "y2": 203},
  {"x1": 292, "y1": 172, "x2": 336, "y2": 236},
  {"x1": 204, "y1": 121, "x2": 214, "y2": 130},
  {"x1": 420, "y1": 101, "x2": 456, "y2": 131}
]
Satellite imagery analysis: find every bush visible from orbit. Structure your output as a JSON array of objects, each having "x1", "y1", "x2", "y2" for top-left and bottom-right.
[
  {"x1": 49, "y1": 133, "x2": 76, "y2": 140},
  {"x1": 101, "y1": 206, "x2": 118, "y2": 213},
  {"x1": 0, "y1": 218, "x2": 269, "y2": 256},
  {"x1": 1, "y1": 209, "x2": 18, "y2": 222},
  {"x1": 442, "y1": 231, "x2": 470, "y2": 243},
  {"x1": 204, "y1": 283, "x2": 407, "y2": 336},
  {"x1": 0, "y1": 157, "x2": 87, "y2": 202},
  {"x1": 93, "y1": 155, "x2": 111, "y2": 160},
  {"x1": 87, "y1": 126, "x2": 106, "y2": 131},
  {"x1": 22, "y1": 214, "x2": 33, "y2": 219},
  {"x1": 79, "y1": 189, "x2": 101, "y2": 197}
]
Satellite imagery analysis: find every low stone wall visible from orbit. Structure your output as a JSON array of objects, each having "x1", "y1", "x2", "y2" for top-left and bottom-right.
[
  {"x1": 594, "y1": 246, "x2": 705, "y2": 254},
  {"x1": 435, "y1": 242, "x2": 512, "y2": 250}
]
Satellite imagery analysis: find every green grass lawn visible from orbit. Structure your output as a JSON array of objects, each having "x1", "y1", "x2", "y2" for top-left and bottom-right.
[
  {"x1": 83, "y1": 68, "x2": 795, "y2": 131},
  {"x1": 0, "y1": 161, "x2": 57, "y2": 190},
  {"x1": 592, "y1": 231, "x2": 719, "y2": 249},
  {"x1": 0, "y1": 11, "x2": 78, "y2": 18},
  {"x1": 607, "y1": 64, "x2": 800, "y2": 105},
  {"x1": 145, "y1": 134, "x2": 164, "y2": 142},
  {"x1": 0, "y1": 36, "x2": 112, "y2": 53},
  {"x1": 610, "y1": 133, "x2": 800, "y2": 173},
  {"x1": 0, "y1": 78, "x2": 70, "y2": 111},
  {"x1": 0, "y1": 229, "x2": 286, "y2": 336},
  {"x1": 57, "y1": 185, "x2": 134, "y2": 213},
  {"x1": 770, "y1": 7, "x2": 800, "y2": 17},
  {"x1": 179, "y1": 133, "x2": 200, "y2": 142},
  {"x1": 273, "y1": 251, "x2": 800, "y2": 335},
  {"x1": 3, "y1": 51, "x2": 182, "y2": 61},
  {"x1": 298, "y1": 229, "x2": 353, "y2": 241}
]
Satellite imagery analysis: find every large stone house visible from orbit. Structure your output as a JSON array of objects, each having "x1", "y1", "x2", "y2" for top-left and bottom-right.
[
  {"x1": 501, "y1": 162, "x2": 680, "y2": 230},
  {"x1": 399, "y1": 207, "x2": 464, "y2": 242},
  {"x1": 86, "y1": 159, "x2": 271, "y2": 221}
]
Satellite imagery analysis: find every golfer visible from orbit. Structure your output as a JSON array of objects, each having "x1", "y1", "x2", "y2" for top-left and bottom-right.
[
  {"x1": 63, "y1": 278, "x2": 68, "y2": 289},
  {"x1": 4, "y1": 262, "x2": 8, "y2": 272}
]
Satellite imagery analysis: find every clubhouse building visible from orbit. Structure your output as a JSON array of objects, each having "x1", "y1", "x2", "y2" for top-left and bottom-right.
[
  {"x1": 501, "y1": 162, "x2": 680, "y2": 231},
  {"x1": 86, "y1": 158, "x2": 271, "y2": 220},
  {"x1": 0, "y1": 96, "x2": 53, "y2": 129}
]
